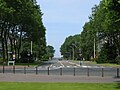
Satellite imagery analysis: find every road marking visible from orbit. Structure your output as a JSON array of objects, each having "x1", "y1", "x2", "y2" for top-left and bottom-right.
[
  {"x1": 50, "y1": 64, "x2": 53, "y2": 67},
  {"x1": 67, "y1": 66, "x2": 70, "y2": 68},
  {"x1": 59, "y1": 61, "x2": 64, "y2": 67},
  {"x1": 68, "y1": 61, "x2": 80, "y2": 67},
  {"x1": 53, "y1": 66, "x2": 56, "y2": 68}
]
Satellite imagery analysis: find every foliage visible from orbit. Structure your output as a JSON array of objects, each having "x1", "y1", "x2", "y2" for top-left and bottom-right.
[
  {"x1": 61, "y1": 0, "x2": 120, "y2": 64},
  {"x1": 115, "y1": 55, "x2": 120, "y2": 65},
  {"x1": 97, "y1": 47, "x2": 108, "y2": 63},
  {"x1": 43, "y1": 45, "x2": 55, "y2": 60},
  {"x1": 60, "y1": 34, "x2": 81, "y2": 60},
  {"x1": 19, "y1": 50, "x2": 34, "y2": 63},
  {"x1": 80, "y1": 22, "x2": 95, "y2": 60},
  {"x1": 97, "y1": 42, "x2": 117, "y2": 63},
  {"x1": 0, "y1": 0, "x2": 46, "y2": 63}
]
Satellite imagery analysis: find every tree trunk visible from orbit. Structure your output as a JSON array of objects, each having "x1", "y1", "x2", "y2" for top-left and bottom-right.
[
  {"x1": 1, "y1": 25, "x2": 6, "y2": 62},
  {"x1": 4, "y1": 29, "x2": 9, "y2": 62},
  {"x1": 17, "y1": 31, "x2": 22, "y2": 60}
]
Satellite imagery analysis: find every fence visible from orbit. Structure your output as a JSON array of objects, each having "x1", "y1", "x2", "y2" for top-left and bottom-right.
[{"x1": 0, "y1": 65, "x2": 120, "y2": 78}]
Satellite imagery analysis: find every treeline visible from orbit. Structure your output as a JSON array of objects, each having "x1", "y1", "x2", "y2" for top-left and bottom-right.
[
  {"x1": 0, "y1": 0, "x2": 55, "y2": 63},
  {"x1": 60, "y1": 0, "x2": 120, "y2": 64}
]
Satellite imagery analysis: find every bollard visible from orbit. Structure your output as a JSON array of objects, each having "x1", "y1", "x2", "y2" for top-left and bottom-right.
[
  {"x1": 117, "y1": 68, "x2": 119, "y2": 78},
  {"x1": 48, "y1": 67, "x2": 49, "y2": 75},
  {"x1": 60, "y1": 68, "x2": 62, "y2": 76},
  {"x1": 13, "y1": 66, "x2": 15, "y2": 74},
  {"x1": 101, "y1": 68, "x2": 104, "y2": 77},
  {"x1": 36, "y1": 67, "x2": 38, "y2": 75},
  {"x1": 87, "y1": 68, "x2": 89, "y2": 77},
  {"x1": 73, "y1": 68, "x2": 75, "y2": 76},
  {"x1": 3, "y1": 64, "x2": 5, "y2": 73},
  {"x1": 24, "y1": 67, "x2": 26, "y2": 74}
]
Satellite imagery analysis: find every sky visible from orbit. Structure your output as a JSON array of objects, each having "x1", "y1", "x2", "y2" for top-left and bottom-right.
[{"x1": 36, "y1": 0, "x2": 101, "y2": 57}]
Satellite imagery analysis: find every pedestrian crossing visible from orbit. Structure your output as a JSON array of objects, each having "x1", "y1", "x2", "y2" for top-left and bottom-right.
[
  {"x1": 37, "y1": 60, "x2": 105, "y2": 70},
  {"x1": 37, "y1": 64, "x2": 104, "y2": 70}
]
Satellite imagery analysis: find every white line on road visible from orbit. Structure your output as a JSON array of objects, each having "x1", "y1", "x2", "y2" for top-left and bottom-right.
[
  {"x1": 50, "y1": 64, "x2": 53, "y2": 67},
  {"x1": 68, "y1": 61, "x2": 80, "y2": 67},
  {"x1": 58, "y1": 61, "x2": 64, "y2": 67}
]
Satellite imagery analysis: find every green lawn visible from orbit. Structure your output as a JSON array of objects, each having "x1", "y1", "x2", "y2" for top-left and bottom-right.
[
  {"x1": 0, "y1": 82, "x2": 119, "y2": 90},
  {"x1": 90, "y1": 62, "x2": 120, "y2": 67}
]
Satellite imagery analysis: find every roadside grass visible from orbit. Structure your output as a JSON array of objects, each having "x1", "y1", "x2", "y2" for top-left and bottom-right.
[
  {"x1": 0, "y1": 82, "x2": 119, "y2": 90},
  {"x1": 0, "y1": 62, "x2": 39, "y2": 67},
  {"x1": 15, "y1": 63, "x2": 38, "y2": 67},
  {"x1": 89, "y1": 61, "x2": 120, "y2": 67}
]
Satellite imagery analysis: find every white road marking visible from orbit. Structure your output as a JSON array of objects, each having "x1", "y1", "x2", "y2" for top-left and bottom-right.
[
  {"x1": 59, "y1": 61, "x2": 64, "y2": 67},
  {"x1": 50, "y1": 64, "x2": 53, "y2": 67},
  {"x1": 68, "y1": 61, "x2": 80, "y2": 67},
  {"x1": 67, "y1": 66, "x2": 70, "y2": 68}
]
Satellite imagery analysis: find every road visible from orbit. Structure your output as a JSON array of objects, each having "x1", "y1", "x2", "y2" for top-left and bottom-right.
[
  {"x1": 0, "y1": 59, "x2": 119, "y2": 77},
  {"x1": 36, "y1": 59, "x2": 119, "y2": 77}
]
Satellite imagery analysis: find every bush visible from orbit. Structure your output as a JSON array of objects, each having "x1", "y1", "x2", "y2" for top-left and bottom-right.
[
  {"x1": 96, "y1": 49, "x2": 108, "y2": 63},
  {"x1": 96, "y1": 43, "x2": 117, "y2": 64},
  {"x1": 115, "y1": 55, "x2": 120, "y2": 64},
  {"x1": 91, "y1": 58, "x2": 97, "y2": 62},
  {"x1": 20, "y1": 50, "x2": 34, "y2": 63}
]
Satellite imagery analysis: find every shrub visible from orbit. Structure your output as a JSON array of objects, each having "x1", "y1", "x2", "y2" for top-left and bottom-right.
[
  {"x1": 96, "y1": 49, "x2": 108, "y2": 63},
  {"x1": 115, "y1": 55, "x2": 120, "y2": 64},
  {"x1": 20, "y1": 50, "x2": 34, "y2": 63}
]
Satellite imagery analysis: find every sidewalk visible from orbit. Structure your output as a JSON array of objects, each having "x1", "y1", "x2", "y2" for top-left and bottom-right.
[{"x1": 0, "y1": 74, "x2": 119, "y2": 83}]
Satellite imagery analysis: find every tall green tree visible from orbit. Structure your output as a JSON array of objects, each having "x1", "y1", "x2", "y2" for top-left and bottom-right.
[
  {"x1": 60, "y1": 34, "x2": 81, "y2": 60},
  {"x1": 0, "y1": 0, "x2": 46, "y2": 63},
  {"x1": 44, "y1": 45, "x2": 55, "y2": 60}
]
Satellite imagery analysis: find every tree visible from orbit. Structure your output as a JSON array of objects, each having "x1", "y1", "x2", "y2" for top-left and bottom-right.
[
  {"x1": 60, "y1": 34, "x2": 81, "y2": 60},
  {"x1": 44, "y1": 45, "x2": 55, "y2": 60},
  {"x1": 0, "y1": 0, "x2": 46, "y2": 63},
  {"x1": 80, "y1": 0, "x2": 120, "y2": 64}
]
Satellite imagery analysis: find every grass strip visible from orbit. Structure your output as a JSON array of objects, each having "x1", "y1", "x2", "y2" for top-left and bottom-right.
[{"x1": 0, "y1": 82, "x2": 119, "y2": 90}]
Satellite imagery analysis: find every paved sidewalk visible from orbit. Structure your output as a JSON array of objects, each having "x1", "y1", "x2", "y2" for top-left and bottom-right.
[{"x1": 0, "y1": 74, "x2": 119, "y2": 83}]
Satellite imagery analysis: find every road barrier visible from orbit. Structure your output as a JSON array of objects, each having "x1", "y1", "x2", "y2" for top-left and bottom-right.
[
  {"x1": 48, "y1": 67, "x2": 49, "y2": 75},
  {"x1": 60, "y1": 68, "x2": 62, "y2": 76},
  {"x1": 24, "y1": 67, "x2": 26, "y2": 74},
  {"x1": 117, "y1": 68, "x2": 119, "y2": 78},
  {"x1": 102, "y1": 68, "x2": 104, "y2": 77},
  {"x1": 87, "y1": 68, "x2": 89, "y2": 77},
  {"x1": 13, "y1": 66, "x2": 15, "y2": 74},
  {"x1": 36, "y1": 67, "x2": 38, "y2": 75},
  {"x1": 73, "y1": 68, "x2": 75, "y2": 76},
  {"x1": 0, "y1": 66, "x2": 120, "y2": 78},
  {"x1": 3, "y1": 65, "x2": 5, "y2": 73}
]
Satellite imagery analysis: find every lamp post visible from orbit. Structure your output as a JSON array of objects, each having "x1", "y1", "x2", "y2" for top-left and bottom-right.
[
  {"x1": 31, "y1": 41, "x2": 33, "y2": 54},
  {"x1": 94, "y1": 38, "x2": 96, "y2": 58}
]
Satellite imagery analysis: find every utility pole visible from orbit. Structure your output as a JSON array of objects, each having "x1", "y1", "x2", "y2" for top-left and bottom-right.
[
  {"x1": 94, "y1": 38, "x2": 96, "y2": 58},
  {"x1": 72, "y1": 47, "x2": 74, "y2": 60},
  {"x1": 31, "y1": 41, "x2": 32, "y2": 54}
]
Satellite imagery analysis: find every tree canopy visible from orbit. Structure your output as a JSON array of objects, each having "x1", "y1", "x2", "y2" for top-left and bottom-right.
[
  {"x1": 60, "y1": 0, "x2": 120, "y2": 64},
  {"x1": 0, "y1": 0, "x2": 47, "y2": 63}
]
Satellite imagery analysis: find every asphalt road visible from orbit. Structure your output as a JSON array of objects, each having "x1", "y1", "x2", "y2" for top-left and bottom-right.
[
  {"x1": 0, "y1": 74, "x2": 119, "y2": 83},
  {"x1": 0, "y1": 59, "x2": 120, "y2": 77}
]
